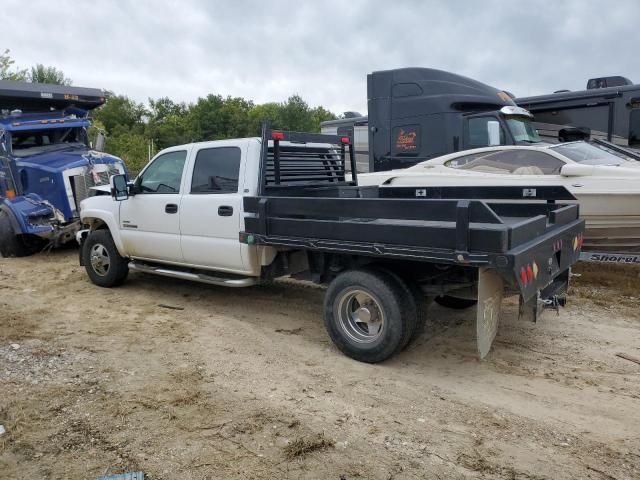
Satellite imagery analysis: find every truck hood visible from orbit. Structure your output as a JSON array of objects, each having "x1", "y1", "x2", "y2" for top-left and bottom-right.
[
  {"x1": 11, "y1": 147, "x2": 126, "y2": 227},
  {"x1": 14, "y1": 147, "x2": 123, "y2": 173}
]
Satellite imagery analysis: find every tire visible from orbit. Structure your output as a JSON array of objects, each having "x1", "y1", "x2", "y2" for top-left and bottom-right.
[
  {"x1": 0, "y1": 210, "x2": 34, "y2": 257},
  {"x1": 434, "y1": 295, "x2": 477, "y2": 309},
  {"x1": 406, "y1": 282, "x2": 431, "y2": 345},
  {"x1": 376, "y1": 268, "x2": 419, "y2": 350},
  {"x1": 323, "y1": 268, "x2": 415, "y2": 363},
  {"x1": 82, "y1": 229, "x2": 129, "y2": 287}
]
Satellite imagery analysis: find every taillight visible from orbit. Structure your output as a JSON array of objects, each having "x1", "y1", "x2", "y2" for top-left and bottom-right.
[
  {"x1": 520, "y1": 267, "x2": 527, "y2": 285},
  {"x1": 526, "y1": 265, "x2": 534, "y2": 282},
  {"x1": 6, "y1": 189, "x2": 15, "y2": 199},
  {"x1": 573, "y1": 233, "x2": 584, "y2": 251},
  {"x1": 520, "y1": 262, "x2": 538, "y2": 287},
  {"x1": 340, "y1": 136, "x2": 350, "y2": 144},
  {"x1": 271, "y1": 131, "x2": 285, "y2": 141}
]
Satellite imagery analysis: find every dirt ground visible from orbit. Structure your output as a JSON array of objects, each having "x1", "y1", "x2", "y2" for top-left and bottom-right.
[{"x1": 1, "y1": 249, "x2": 639, "y2": 480}]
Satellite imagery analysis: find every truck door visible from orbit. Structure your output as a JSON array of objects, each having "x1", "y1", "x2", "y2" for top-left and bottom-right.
[
  {"x1": 119, "y1": 149, "x2": 187, "y2": 262},
  {"x1": 179, "y1": 143, "x2": 248, "y2": 273}
]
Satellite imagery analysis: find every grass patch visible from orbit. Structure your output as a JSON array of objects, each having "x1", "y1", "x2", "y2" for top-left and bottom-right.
[{"x1": 283, "y1": 433, "x2": 334, "y2": 460}]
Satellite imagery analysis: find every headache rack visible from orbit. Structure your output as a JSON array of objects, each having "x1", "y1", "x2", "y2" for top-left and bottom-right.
[{"x1": 259, "y1": 123, "x2": 358, "y2": 195}]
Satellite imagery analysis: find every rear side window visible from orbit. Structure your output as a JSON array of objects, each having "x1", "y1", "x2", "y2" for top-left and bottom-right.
[{"x1": 191, "y1": 146, "x2": 241, "y2": 193}]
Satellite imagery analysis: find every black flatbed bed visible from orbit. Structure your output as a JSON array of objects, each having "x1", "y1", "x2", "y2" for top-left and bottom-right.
[{"x1": 242, "y1": 127, "x2": 585, "y2": 301}]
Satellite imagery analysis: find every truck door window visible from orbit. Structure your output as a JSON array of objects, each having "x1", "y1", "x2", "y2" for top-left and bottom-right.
[
  {"x1": 138, "y1": 150, "x2": 187, "y2": 193},
  {"x1": 446, "y1": 150, "x2": 564, "y2": 174},
  {"x1": 467, "y1": 117, "x2": 506, "y2": 147},
  {"x1": 190, "y1": 146, "x2": 241, "y2": 194},
  {"x1": 629, "y1": 110, "x2": 640, "y2": 147}
]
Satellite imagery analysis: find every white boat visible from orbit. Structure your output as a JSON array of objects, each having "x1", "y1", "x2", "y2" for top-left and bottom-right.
[{"x1": 358, "y1": 141, "x2": 640, "y2": 253}]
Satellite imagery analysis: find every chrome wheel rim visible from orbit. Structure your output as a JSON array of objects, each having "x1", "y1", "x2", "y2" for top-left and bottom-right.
[
  {"x1": 90, "y1": 243, "x2": 110, "y2": 276},
  {"x1": 337, "y1": 289, "x2": 385, "y2": 343}
]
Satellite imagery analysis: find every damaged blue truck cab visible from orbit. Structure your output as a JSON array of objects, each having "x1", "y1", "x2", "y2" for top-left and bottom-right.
[{"x1": 0, "y1": 80, "x2": 126, "y2": 256}]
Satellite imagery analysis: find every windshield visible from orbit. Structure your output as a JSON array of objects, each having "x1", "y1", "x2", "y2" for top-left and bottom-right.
[
  {"x1": 505, "y1": 117, "x2": 540, "y2": 143},
  {"x1": 10, "y1": 127, "x2": 87, "y2": 158},
  {"x1": 551, "y1": 142, "x2": 630, "y2": 166}
]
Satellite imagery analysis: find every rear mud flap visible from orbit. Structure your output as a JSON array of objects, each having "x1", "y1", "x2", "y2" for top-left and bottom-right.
[
  {"x1": 476, "y1": 267, "x2": 504, "y2": 359},
  {"x1": 518, "y1": 295, "x2": 541, "y2": 323}
]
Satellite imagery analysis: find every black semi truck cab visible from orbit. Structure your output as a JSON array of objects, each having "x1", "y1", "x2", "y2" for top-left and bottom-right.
[{"x1": 321, "y1": 68, "x2": 540, "y2": 172}]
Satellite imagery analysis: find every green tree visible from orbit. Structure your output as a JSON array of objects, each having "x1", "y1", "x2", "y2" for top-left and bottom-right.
[
  {"x1": 310, "y1": 105, "x2": 337, "y2": 131},
  {"x1": 0, "y1": 49, "x2": 27, "y2": 81},
  {"x1": 186, "y1": 95, "x2": 253, "y2": 141},
  {"x1": 146, "y1": 97, "x2": 190, "y2": 150},
  {"x1": 247, "y1": 96, "x2": 337, "y2": 134},
  {"x1": 29, "y1": 64, "x2": 72, "y2": 85},
  {"x1": 247, "y1": 102, "x2": 281, "y2": 135},
  {"x1": 106, "y1": 125, "x2": 149, "y2": 175},
  {"x1": 91, "y1": 96, "x2": 149, "y2": 174},
  {"x1": 277, "y1": 95, "x2": 316, "y2": 132},
  {"x1": 92, "y1": 95, "x2": 147, "y2": 132},
  {"x1": 89, "y1": 90, "x2": 336, "y2": 175}
]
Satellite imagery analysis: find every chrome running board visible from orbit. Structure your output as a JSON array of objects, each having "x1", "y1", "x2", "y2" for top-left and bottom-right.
[{"x1": 128, "y1": 261, "x2": 258, "y2": 288}]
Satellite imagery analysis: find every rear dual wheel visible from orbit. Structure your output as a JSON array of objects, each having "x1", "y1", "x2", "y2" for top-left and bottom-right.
[{"x1": 324, "y1": 268, "x2": 427, "y2": 363}]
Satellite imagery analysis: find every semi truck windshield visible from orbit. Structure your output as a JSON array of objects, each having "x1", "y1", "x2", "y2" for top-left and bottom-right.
[
  {"x1": 506, "y1": 117, "x2": 541, "y2": 143},
  {"x1": 10, "y1": 127, "x2": 86, "y2": 157}
]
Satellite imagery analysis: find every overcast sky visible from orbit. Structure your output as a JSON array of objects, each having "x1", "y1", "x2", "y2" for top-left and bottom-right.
[{"x1": 2, "y1": 0, "x2": 638, "y2": 115}]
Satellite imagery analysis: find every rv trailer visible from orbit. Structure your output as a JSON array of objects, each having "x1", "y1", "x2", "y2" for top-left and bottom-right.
[{"x1": 516, "y1": 76, "x2": 640, "y2": 149}]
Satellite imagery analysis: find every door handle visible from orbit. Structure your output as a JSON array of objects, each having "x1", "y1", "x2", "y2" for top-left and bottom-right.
[
  {"x1": 165, "y1": 203, "x2": 178, "y2": 214},
  {"x1": 218, "y1": 205, "x2": 233, "y2": 216}
]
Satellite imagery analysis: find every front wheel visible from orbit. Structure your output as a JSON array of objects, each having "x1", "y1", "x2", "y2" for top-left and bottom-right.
[
  {"x1": 324, "y1": 268, "x2": 415, "y2": 363},
  {"x1": 0, "y1": 210, "x2": 40, "y2": 257},
  {"x1": 82, "y1": 229, "x2": 129, "y2": 287}
]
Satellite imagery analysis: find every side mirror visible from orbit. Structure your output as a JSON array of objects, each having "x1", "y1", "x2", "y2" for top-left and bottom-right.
[
  {"x1": 95, "y1": 130, "x2": 106, "y2": 152},
  {"x1": 110, "y1": 174, "x2": 129, "y2": 201},
  {"x1": 487, "y1": 121, "x2": 501, "y2": 146}
]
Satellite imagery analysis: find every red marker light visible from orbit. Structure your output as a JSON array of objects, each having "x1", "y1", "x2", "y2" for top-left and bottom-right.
[
  {"x1": 340, "y1": 136, "x2": 350, "y2": 144},
  {"x1": 526, "y1": 265, "x2": 534, "y2": 283},
  {"x1": 520, "y1": 267, "x2": 528, "y2": 285},
  {"x1": 271, "y1": 131, "x2": 285, "y2": 141}
]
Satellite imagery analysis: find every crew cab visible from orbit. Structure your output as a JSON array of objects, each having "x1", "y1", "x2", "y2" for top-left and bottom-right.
[{"x1": 77, "y1": 126, "x2": 585, "y2": 363}]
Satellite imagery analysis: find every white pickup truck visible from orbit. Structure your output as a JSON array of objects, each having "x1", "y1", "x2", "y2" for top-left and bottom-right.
[{"x1": 78, "y1": 127, "x2": 584, "y2": 363}]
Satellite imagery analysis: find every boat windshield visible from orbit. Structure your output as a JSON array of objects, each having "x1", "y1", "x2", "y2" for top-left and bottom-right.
[
  {"x1": 550, "y1": 142, "x2": 630, "y2": 166},
  {"x1": 505, "y1": 117, "x2": 540, "y2": 143}
]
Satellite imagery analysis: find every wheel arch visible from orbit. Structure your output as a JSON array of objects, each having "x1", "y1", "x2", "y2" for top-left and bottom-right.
[
  {"x1": 0, "y1": 202, "x2": 24, "y2": 234},
  {"x1": 81, "y1": 210, "x2": 126, "y2": 256}
]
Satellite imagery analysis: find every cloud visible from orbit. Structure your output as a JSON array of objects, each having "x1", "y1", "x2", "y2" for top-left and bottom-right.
[{"x1": 2, "y1": 0, "x2": 638, "y2": 115}]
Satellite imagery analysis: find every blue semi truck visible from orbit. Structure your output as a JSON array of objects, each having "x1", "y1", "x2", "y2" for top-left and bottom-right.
[{"x1": 0, "y1": 80, "x2": 126, "y2": 256}]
